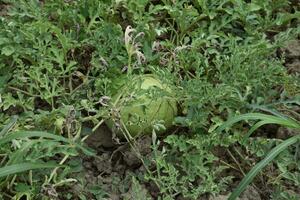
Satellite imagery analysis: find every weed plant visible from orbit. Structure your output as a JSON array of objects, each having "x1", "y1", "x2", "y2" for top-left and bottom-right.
[{"x1": 0, "y1": 0, "x2": 299, "y2": 199}]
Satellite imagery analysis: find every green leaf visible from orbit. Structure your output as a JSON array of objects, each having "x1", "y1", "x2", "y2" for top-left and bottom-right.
[
  {"x1": 0, "y1": 131, "x2": 95, "y2": 156},
  {"x1": 0, "y1": 162, "x2": 59, "y2": 178},
  {"x1": 0, "y1": 131, "x2": 71, "y2": 146},
  {"x1": 0, "y1": 75, "x2": 10, "y2": 92},
  {"x1": 0, "y1": 38, "x2": 10, "y2": 45},
  {"x1": 1, "y1": 46, "x2": 15, "y2": 56},
  {"x1": 0, "y1": 115, "x2": 18, "y2": 137},
  {"x1": 241, "y1": 120, "x2": 268, "y2": 144},
  {"x1": 216, "y1": 113, "x2": 300, "y2": 134},
  {"x1": 249, "y1": 4, "x2": 261, "y2": 12}
]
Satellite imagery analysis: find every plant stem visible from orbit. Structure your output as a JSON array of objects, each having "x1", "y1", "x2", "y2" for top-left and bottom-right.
[{"x1": 127, "y1": 53, "x2": 132, "y2": 76}]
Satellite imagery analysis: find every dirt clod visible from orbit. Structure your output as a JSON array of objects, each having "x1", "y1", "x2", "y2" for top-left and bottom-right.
[
  {"x1": 123, "y1": 136, "x2": 152, "y2": 167},
  {"x1": 284, "y1": 40, "x2": 300, "y2": 58},
  {"x1": 276, "y1": 127, "x2": 299, "y2": 140},
  {"x1": 209, "y1": 186, "x2": 260, "y2": 200},
  {"x1": 281, "y1": 39, "x2": 300, "y2": 74},
  {"x1": 85, "y1": 125, "x2": 114, "y2": 148},
  {"x1": 94, "y1": 153, "x2": 113, "y2": 174}
]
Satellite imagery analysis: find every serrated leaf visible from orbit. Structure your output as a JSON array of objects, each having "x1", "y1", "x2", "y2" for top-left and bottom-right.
[
  {"x1": 249, "y1": 4, "x2": 261, "y2": 12},
  {"x1": 1, "y1": 46, "x2": 15, "y2": 56}
]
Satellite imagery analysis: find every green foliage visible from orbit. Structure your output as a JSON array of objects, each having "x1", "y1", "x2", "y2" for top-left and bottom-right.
[
  {"x1": 0, "y1": 0, "x2": 299, "y2": 199},
  {"x1": 0, "y1": 117, "x2": 94, "y2": 199},
  {"x1": 123, "y1": 176, "x2": 152, "y2": 200},
  {"x1": 0, "y1": 163, "x2": 59, "y2": 179},
  {"x1": 145, "y1": 131, "x2": 235, "y2": 199},
  {"x1": 217, "y1": 112, "x2": 300, "y2": 200}
]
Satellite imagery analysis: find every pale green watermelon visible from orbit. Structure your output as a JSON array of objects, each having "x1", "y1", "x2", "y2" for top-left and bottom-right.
[{"x1": 106, "y1": 74, "x2": 177, "y2": 137}]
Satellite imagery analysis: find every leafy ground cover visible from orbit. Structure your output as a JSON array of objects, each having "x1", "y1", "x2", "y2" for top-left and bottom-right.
[{"x1": 0, "y1": 0, "x2": 299, "y2": 199}]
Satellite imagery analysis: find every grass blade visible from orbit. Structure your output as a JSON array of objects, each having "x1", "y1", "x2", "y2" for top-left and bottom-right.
[
  {"x1": 0, "y1": 162, "x2": 60, "y2": 178},
  {"x1": 0, "y1": 131, "x2": 71, "y2": 146},
  {"x1": 216, "y1": 113, "x2": 300, "y2": 133},
  {"x1": 0, "y1": 115, "x2": 18, "y2": 137},
  {"x1": 248, "y1": 104, "x2": 287, "y2": 118},
  {"x1": 241, "y1": 120, "x2": 271, "y2": 144},
  {"x1": 0, "y1": 131, "x2": 95, "y2": 156},
  {"x1": 229, "y1": 135, "x2": 300, "y2": 200}
]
